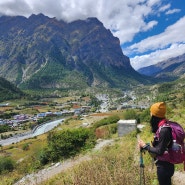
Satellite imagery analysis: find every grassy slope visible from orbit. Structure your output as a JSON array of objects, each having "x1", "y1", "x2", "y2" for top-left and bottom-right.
[
  {"x1": 39, "y1": 102, "x2": 185, "y2": 185},
  {"x1": 1, "y1": 83, "x2": 185, "y2": 184}
]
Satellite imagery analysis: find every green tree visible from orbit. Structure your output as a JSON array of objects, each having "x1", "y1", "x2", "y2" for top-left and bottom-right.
[
  {"x1": 139, "y1": 108, "x2": 150, "y2": 123},
  {"x1": 123, "y1": 109, "x2": 139, "y2": 122},
  {"x1": 93, "y1": 115, "x2": 120, "y2": 129},
  {"x1": 39, "y1": 128, "x2": 95, "y2": 164},
  {"x1": 0, "y1": 157, "x2": 15, "y2": 174}
]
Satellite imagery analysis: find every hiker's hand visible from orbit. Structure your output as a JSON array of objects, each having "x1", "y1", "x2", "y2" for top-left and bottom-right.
[{"x1": 138, "y1": 139, "x2": 146, "y2": 149}]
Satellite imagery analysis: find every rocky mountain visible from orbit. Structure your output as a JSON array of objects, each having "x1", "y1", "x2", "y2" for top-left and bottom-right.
[
  {"x1": 0, "y1": 14, "x2": 149, "y2": 90},
  {"x1": 137, "y1": 53, "x2": 185, "y2": 81}
]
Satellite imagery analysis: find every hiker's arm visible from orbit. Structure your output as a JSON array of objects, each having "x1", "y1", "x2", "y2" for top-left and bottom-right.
[{"x1": 146, "y1": 128, "x2": 171, "y2": 155}]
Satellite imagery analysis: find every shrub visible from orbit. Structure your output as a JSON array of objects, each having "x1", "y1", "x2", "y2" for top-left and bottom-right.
[
  {"x1": 38, "y1": 148, "x2": 51, "y2": 165},
  {"x1": 40, "y1": 128, "x2": 96, "y2": 164},
  {"x1": 0, "y1": 157, "x2": 15, "y2": 174},
  {"x1": 22, "y1": 143, "x2": 29, "y2": 151},
  {"x1": 93, "y1": 115, "x2": 120, "y2": 129},
  {"x1": 139, "y1": 108, "x2": 150, "y2": 123},
  {"x1": 123, "y1": 109, "x2": 138, "y2": 120},
  {"x1": 0, "y1": 125, "x2": 10, "y2": 133},
  {"x1": 95, "y1": 123, "x2": 117, "y2": 139}
]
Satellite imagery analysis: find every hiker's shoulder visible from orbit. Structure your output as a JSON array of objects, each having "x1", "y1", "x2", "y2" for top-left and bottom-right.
[{"x1": 159, "y1": 126, "x2": 171, "y2": 135}]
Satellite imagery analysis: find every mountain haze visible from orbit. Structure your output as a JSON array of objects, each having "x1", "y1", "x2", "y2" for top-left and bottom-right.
[
  {"x1": 0, "y1": 14, "x2": 149, "y2": 90},
  {"x1": 137, "y1": 53, "x2": 185, "y2": 81}
]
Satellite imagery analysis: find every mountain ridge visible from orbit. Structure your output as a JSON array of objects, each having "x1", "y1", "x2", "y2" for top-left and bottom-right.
[
  {"x1": 0, "y1": 14, "x2": 150, "y2": 90},
  {"x1": 137, "y1": 53, "x2": 185, "y2": 81}
]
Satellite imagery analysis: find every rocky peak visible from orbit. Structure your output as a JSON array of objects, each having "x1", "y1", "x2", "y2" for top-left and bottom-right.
[{"x1": 0, "y1": 14, "x2": 147, "y2": 90}]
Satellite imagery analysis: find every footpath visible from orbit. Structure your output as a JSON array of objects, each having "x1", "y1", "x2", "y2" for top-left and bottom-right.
[
  {"x1": 14, "y1": 138, "x2": 185, "y2": 185},
  {"x1": 173, "y1": 171, "x2": 185, "y2": 185},
  {"x1": 14, "y1": 139, "x2": 114, "y2": 185}
]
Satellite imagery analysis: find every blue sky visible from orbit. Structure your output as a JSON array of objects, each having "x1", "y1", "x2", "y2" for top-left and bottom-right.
[{"x1": 0, "y1": 0, "x2": 185, "y2": 70}]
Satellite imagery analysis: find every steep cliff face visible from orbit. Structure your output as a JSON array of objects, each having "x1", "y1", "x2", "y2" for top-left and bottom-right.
[{"x1": 0, "y1": 14, "x2": 147, "y2": 90}]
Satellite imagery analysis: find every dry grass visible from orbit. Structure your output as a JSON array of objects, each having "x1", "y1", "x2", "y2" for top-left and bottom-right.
[
  {"x1": 0, "y1": 110, "x2": 160, "y2": 185},
  {"x1": 0, "y1": 114, "x2": 109, "y2": 184},
  {"x1": 40, "y1": 132, "x2": 156, "y2": 185},
  {"x1": 0, "y1": 134, "x2": 48, "y2": 185}
]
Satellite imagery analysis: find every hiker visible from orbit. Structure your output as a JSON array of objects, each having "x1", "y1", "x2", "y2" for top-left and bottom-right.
[{"x1": 138, "y1": 102, "x2": 174, "y2": 185}]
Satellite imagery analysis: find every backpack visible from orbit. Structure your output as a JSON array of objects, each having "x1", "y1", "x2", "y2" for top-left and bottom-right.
[{"x1": 155, "y1": 120, "x2": 185, "y2": 167}]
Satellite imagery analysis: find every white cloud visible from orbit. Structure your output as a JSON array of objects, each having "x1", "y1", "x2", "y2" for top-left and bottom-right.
[
  {"x1": 0, "y1": 0, "x2": 31, "y2": 16},
  {"x1": 147, "y1": 0, "x2": 161, "y2": 7},
  {"x1": 130, "y1": 43, "x2": 185, "y2": 70},
  {"x1": 128, "y1": 16, "x2": 185, "y2": 69},
  {"x1": 0, "y1": 0, "x2": 184, "y2": 71},
  {"x1": 0, "y1": 0, "x2": 161, "y2": 44},
  {"x1": 141, "y1": 20, "x2": 158, "y2": 31},
  {"x1": 158, "y1": 3, "x2": 170, "y2": 12},
  {"x1": 166, "y1": 9, "x2": 181, "y2": 15},
  {"x1": 127, "y1": 16, "x2": 185, "y2": 53}
]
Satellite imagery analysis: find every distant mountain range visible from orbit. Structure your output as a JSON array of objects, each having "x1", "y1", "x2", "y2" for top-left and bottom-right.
[
  {"x1": 0, "y1": 14, "x2": 150, "y2": 91},
  {"x1": 137, "y1": 53, "x2": 185, "y2": 81}
]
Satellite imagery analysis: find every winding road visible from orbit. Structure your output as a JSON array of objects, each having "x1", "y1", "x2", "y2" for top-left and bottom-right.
[{"x1": 0, "y1": 119, "x2": 65, "y2": 146}]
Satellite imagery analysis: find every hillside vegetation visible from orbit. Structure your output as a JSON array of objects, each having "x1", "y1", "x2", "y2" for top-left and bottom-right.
[
  {"x1": 0, "y1": 14, "x2": 151, "y2": 90},
  {"x1": 0, "y1": 77, "x2": 24, "y2": 102},
  {"x1": 0, "y1": 78, "x2": 185, "y2": 184},
  {"x1": 39, "y1": 97, "x2": 185, "y2": 185}
]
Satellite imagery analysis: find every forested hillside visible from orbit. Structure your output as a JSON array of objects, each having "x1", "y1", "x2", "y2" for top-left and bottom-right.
[{"x1": 0, "y1": 77, "x2": 24, "y2": 102}]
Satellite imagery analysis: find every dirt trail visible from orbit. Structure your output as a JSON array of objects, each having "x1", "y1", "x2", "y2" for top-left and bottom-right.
[
  {"x1": 14, "y1": 156, "x2": 91, "y2": 185},
  {"x1": 173, "y1": 171, "x2": 185, "y2": 185},
  {"x1": 14, "y1": 139, "x2": 114, "y2": 185},
  {"x1": 14, "y1": 138, "x2": 185, "y2": 185}
]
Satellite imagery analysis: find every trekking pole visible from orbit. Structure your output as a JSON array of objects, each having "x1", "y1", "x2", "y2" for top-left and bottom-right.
[{"x1": 139, "y1": 149, "x2": 146, "y2": 185}]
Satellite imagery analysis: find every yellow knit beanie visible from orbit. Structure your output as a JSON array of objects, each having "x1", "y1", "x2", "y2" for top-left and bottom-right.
[{"x1": 150, "y1": 102, "x2": 166, "y2": 118}]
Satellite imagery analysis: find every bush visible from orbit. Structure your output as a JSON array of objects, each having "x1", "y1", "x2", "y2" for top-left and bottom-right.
[
  {"x1": 139, "y1": 108, "x2": 150, "y2": 123},
  {"x1": 0, "y1": 125, "x2": 11, "y2": 133},
  {"x1": 95, "y1": 123, "x2": 117, "y2": 139},
  {"x1": 0, "y1": 157, "x2": 15, "y2": 174},
  {"x1": 38, "y1": 148, "x2": 51, "y2": 165},
  {"x1": 108, "y1": 123, "x2": 117, "y2": 134},
  {"x1": 93, "y1": 115, "x2": 120, "y2": 129},
  {"x1": 40, "y1": 128, "x2": 96, "y2": 164},
  {"x1": 22, "y1": 143, "x2": 29, "y2": 151},
  {"x1": 123, "y1": 109, "x2": 138, "y2": 120}
]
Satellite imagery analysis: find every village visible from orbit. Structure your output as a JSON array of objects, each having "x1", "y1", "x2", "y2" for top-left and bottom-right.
[
  {"x1": 0, "y1": 90, "x2": 150, "y2": 139},
  {"x1": 0, "y1": 101, "x2": 92, "y2": 138}
]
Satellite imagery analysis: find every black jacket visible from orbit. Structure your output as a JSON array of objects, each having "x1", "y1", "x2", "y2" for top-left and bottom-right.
[{"x1": 147, "y1": 127, "x2": 172, "y2": 156}]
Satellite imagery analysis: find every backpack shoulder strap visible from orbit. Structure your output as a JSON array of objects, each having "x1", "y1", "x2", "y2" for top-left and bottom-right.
[
  {"x1": 158, "y1": 119, "x2": 170, "y2": 132},
  {"x1": 155, "y1": 119, "x2": 172, "y2": 141}
]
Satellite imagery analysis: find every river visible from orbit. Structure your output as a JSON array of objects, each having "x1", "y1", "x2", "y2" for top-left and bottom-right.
[{"x1": 0, "y1": 119, "x2": 65, "y2": 146}]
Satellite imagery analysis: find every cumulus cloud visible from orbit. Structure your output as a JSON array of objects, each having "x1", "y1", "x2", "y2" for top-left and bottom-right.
[
  {"x1": 158, "y1": 3, "x2": 171, "y2": 12},
  {"x1": 0, "y1": 0, "x2": 161, "y2": 43},
  {"x1": 126, "y1": 16, "x2": 185, "y2": 53},
  {"x1": 166, "y1": 9, "x2": 181, "y2": 15},
  {"x1": 0, "y1": 0, "x2": 31, "y2": 16},
  {"x1": 128, "y1": 16, "x2": 185, "y2": 69},
  {"x1": 130, "y1": 43, "x2": 185, "y2": 70},
  {"x1": 0, "y1": 0, "x2": 184, "y2": 70}
]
